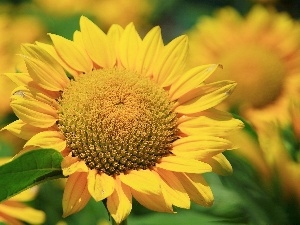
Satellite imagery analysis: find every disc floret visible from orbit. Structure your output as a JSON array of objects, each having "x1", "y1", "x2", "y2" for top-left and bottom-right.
[{"x1": 58, "y1": 69, "x2": 178, "y2": 176}]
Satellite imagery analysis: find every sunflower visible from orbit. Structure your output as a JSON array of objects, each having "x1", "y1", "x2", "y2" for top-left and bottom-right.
[
  {"x1": 188, "y1": 5, "x2": 300, "y2": 128},
  {"x1": 0, "y1": 158, "x2": 45, "y2": 225},
  {"x1": 3, "y1": 17, "x2": 243, "y2": 224}
]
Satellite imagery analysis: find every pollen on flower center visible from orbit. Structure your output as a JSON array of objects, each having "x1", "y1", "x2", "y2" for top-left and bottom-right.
[
  {"x1": 217, "y1": 45, "x2": 285, "y2": 108},
  {"x1": 57, "y1": 68, "x2": 178, "y2": 176}
]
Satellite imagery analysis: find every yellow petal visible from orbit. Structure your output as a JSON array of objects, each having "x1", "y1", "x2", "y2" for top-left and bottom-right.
[
  {"x1": 80, "y1": 16, "x2": 115, "y2": 68},
  {"x1": 24, "y1": 131, "x2": 66, "y2": 151},
  {"x1": 175, "y1": 81, "x2": 237, "y2": 114},
  {"x1": 156, "y1": 156, "x2": 212, "y2": 173},
  {"x1": 169, "y1": 64, "x2": 221, "y2": 101},
  {"x1": 49, "y1": 34, "x2": 93, "y2": 73},
  {"x1": 172, "y1": 135, "x2": 232, "y2": 160},
  {"x1": 174, "y1": 172, "x2": 214, "y2": 206},
  {"x1": 10, "y1": 187, "x2": 38, "y2": 202},
  {"x1": 62, "y1": 155, "x2": 89, "y2": 176},
  {"x1": 0, "y1": 202, "x2": 45, "y2": 224},
  {"x1": 3, "y1": 73, "x2": 33, "y2": 87},
  {"x1": 63, "y1": 172, "x2": 91, "y2": 217},
  {"x1": 36, "y1": 42, "x2": 78, "y2": 77},
  {"x1": 203, "y1": 153, "x2": 233, "y2": 175},
  {"x1": 73, "y1": 31, "x2": 85, "y2": 49},
  {"x1": 1, "y1": 119, "x2": 46, "y2": 140},
  {"x1": 119, "y1": 169, "x2": 160, "y2": 195},
  {"x1": 11, "y1": 99, "x2": 57, "y2": 128},
  {"x1": 178, "y1": 108, "x2": 244, "y2": 136},
  {"x1": 119, "y1": 23, "x2": 141, "y2": 70},
  {"x1": 5, "y1": 72, "x2": 60, "y2": 101},
  {"x1": 153, "y1": 35, "x2": 188, "y2": 87},
  {"x1": 11, "y1": 86, "x2": 59, "y2": 109},
  {"x1": 87, "y1": 170, "x2": 115, "y2": 201},
  {"x1": 107, "y1": 24, "x2": 123, "y2": 66},
  {"x1": 21, "y1": 44, "x2": 69, "y2": 91},
  {"x1": 135, "y1": 26, "x2": 164, "y2": 77},
  {"x1": 107, "y1": 178, "x2": 132, "y2": 224},
  {"x1": 131, "y1": 188, "x2": 173, "y2": 213},
  {"x1": 156, "y1": 168, "x2": 190, "y2": 209}
]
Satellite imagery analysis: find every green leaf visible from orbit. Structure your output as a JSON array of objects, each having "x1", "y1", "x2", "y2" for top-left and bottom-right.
[{"x1": 0, "y1": 149, "x2": 64, "y2": 202}]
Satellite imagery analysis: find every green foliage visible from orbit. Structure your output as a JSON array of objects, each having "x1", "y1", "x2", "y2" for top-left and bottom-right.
[{"x1": 0, "y1": 149, "x2": 64, "y2": 202}]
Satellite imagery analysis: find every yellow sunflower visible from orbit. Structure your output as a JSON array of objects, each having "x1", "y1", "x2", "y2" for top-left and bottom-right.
[
  {"x1": 3, "y1": 17, "x2": 243, "y2": 224},
  {"x1": 188, "y1": 5, "x2": 300, "y2": 128},
  {"x1": 0, "y1": 158, "x2": 45, "y2": 225}
]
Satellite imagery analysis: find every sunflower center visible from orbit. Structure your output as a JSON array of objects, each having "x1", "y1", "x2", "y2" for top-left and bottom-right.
[
  {"x1": 217, "y1": 45, "x2": 285, "y2": 108},
  {"x1": 57, "y1": 68, "x2": 178, "y2": 176}
]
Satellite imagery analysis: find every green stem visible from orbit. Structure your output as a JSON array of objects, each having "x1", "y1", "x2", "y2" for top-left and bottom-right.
[{"x1": 111, "y1": 217, "x2": 128, "y2": 225}]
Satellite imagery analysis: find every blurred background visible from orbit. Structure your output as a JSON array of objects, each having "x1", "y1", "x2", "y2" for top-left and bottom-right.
[{"x1": 0, "y1": 0, "x2": 300, "y2": 224}]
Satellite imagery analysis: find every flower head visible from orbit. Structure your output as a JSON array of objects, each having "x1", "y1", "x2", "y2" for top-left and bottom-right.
[
  {"x1": 4, "y1": 17, "x2": 243, "y2": 224},
  {"x1": 188, "y1": 5, "x2": 300, "y2": 127}
]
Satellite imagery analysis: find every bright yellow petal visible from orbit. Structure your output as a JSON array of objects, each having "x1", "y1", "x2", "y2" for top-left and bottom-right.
[
  {"x1": 10, "y1": 187, "x2": 38, "y2": 202},
  {"x1": 49, "y1": 34, "x2": 93, "y2": 73},
  {"x1": 119, "y1": 23, "x2": 141, "y2": 70},
  {"x1": 0, "y1": 203, "x2": 45, "y2": 224},
  {"x1": 153, "y1": 35, "x2": 188, "y2": 87},
  {"x1": 3, "y1": 73, "x2": 32, "y2": 87},
  {"x1": 135, "y1": 26, "x2": 164, "y2": 77},
  {"x1": 203, "y1": 153, "x2": 233, "y2": 175},
  {"x1": 63, "y1": 172, "x2": 91, "y2": 217},
  {"x1": 11, "y1": 86, "x2": 59, "y2": 109},
  {"x1": 156, "y1": 156, "x2": 212, "y2": 173},
  {"x1": 62, "y1": 154, "x2": 89, "y2": 176},
  {"x1": 175, "y1": 81, "x2": 237, "y2": 114},
  {"x1": 178, "y1": 108, "x2": 244, "y2": 136},
  {"x1": 11, "y1": 99, "x2": 57, "y2": 128},
  {"x1": 21, "y1": 44, "x2": 69, "y2": 91},
  {"x1": 1, "y1": 119, "x2": 47, "y2": 140},
  {"x1": 119, "y1": 169, "x2": 160, "y2": 195},
  {"x1": 87, "y1": 170, "x2": 115, "y2": 201},
  {"x1": 107, "y1": 178, "x2": 132, "y2": 224},
  {"x1": 174, "y1": 172, "x2": 214, "y2": 206},
  {"x1": 169, "y1": 64, "x2": 221, "y2": 101},
  {"x1": 131, "y1": 188, "x2": 173, "y2": 213},
  {"x1": 24, "y1": 131, "x2": 66, "y2": 151},
  {"x1": 156, "y1": 168, "x2": 190, "y2": 209},
  {"x1": 172, "y1": 135, "x2": 232, "y2": 160},
  {"x1": 107, "y1": 24, "x2": 124, "y2": 66},
  {"x1": 73, "y1": 31, "x2": 85, "y2": 49},
  {"x1": 36, "y1": 42, "x2": 78, "y2": 77},
  {"x1": 80, "y1": 16, "x2": 115, "y2": 68}
]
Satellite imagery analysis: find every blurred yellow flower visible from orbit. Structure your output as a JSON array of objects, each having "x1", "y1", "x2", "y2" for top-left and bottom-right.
[
  {"x1": 33, "y1": 0, "x2": 156, "y2": 30},
  {"x1": 3, "y1": 17, "x2": 243, "y2": 224},
  {"x1": 232, "y1": 107, "x2": 300, "y2": 204},
  {"x1": 0, "y1": 158, "x2": 45, "y2": 225},
  {"x1": 230, "y1": 129, "x2": 272, "y2": 185},
  {"x1": 188, "y1": 5, "x2": 300, "y2": 127},
  {"x1": 258, "y1": 122, "x2": 300, "y2": 203},
  {"x1": 0, "y1": 12, "x2": 45, "y2": 118}
]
